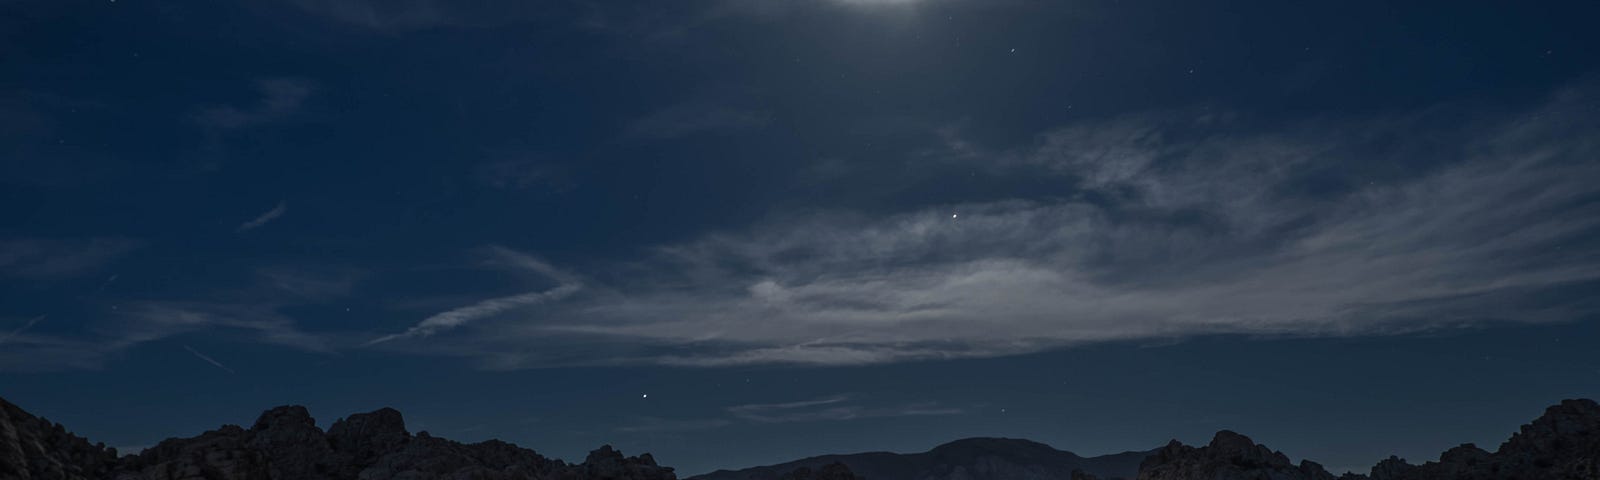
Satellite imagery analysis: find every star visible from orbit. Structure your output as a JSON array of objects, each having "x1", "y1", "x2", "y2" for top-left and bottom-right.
[
  {"x1": 641, "y1": 394, "x2": 649, "y2": 398},
  {"x1": 951, "y1": 213, "x2": 959, "y2": 219}
]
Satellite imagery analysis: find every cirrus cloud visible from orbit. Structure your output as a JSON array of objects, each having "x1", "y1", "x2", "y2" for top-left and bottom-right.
[{"x1": 385, "y1": 84, "x2": 1600, "y2": 368}]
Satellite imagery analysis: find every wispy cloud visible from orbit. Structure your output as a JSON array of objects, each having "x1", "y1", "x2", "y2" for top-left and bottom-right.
[
  {"x1": 0, "y1": 237, "x2": 141, "y2": 279},
  {"x1": 236, "y1": 201, "x2": 287, "y2": 232},
  {"x1": 727, "y1": 394, "x2": 963, "y2": 423},
  {"x1": 183, "y1": 345, "x2": 237, "y2": 374},
  {"x1": 616, "y1": 395, "x2": 961, "y2": 433},
  {"x1": 0, "y1": 302, "x2": 330, "y2": 372},
  {"x1": 280, "y1": 0, "x2": 593, "y2": 31},
  {"x1": 116, "y1": 303, "x2": 334, "y2": 353},
  {"x1": 255, "y1": 265, "x2": 361, "y2": 299},
  {"x1": 0, "y1": 315, "x2": 44, "y2": 344},
  {"x1": 195, "y1": 78, "x2": 314, "y2": 130},
  {"x1": 365, "y1": 247, "x2": 582, "y2": 345},
  {"x1": 382, "y1": 83, "x2": 1600, "y2": 368},
  {"x1": 475, "y1": 160, "x2": 575, "y2": 192},
  {"x1": 626, "y1": 99, "x2": 773, "y2": 140},
  {"x1": 615, "y1": 417, "x2": 734, "y2": 433}
]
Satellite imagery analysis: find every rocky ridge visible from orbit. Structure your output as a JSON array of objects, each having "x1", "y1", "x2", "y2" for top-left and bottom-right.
[
  {"x1": 0, "y1": 396, "x2": 119, "y2": 480},
  {"x1": 0, "y1": 396, "x2": 673, "y2": 480},
  {"x1": 3, "y1": 396, "x2": 1597, "y2": 480},
  {"x1": 1134, "y1": 430, "x2": 1336, "y2": 480},
  {"x1": 1129, "y1": 398, "x2": 1600, "y2": 480}
]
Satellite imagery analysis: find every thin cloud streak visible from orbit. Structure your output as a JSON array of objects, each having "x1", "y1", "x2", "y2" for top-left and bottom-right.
[
  {"x1": 727, "y1": 394, "x2": 964, "y2": 423},
  {"x1": 196, "y1": 79, "x2": 314, "y2": 130},
  {"x1": 365, "y1": 248, "x2": 582, "y2": 346},
  {"x1": 0, "y1": 315, "x2": 45, "y2": 344},
  {"x1": 615, "y1": 417, "x2": 734, "y2": 433},
  {"x1": 236, "y1": 201, "x2": 287, "y2": 232},
  {"x1": 183, "y1": 345, "x2": 237, "y2": 374},
  {"x1": 0, "y1": 237, "x2": 141, "y2": 279}
]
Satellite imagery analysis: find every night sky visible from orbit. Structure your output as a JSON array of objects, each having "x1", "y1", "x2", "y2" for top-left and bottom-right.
[{"x1": 3, "y1": 0, "x2": 1600, "y2": 476}]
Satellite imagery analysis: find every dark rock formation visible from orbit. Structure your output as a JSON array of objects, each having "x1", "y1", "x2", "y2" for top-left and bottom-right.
[
  {"x1": 581, "y1": 445, "x2": 674, "y2": 480},
  {"x1": 326, "y1": 407, "x2": 407, "y2": 478},
  {"x1": 1136, "y1": 431, "x2": 1335, "y2": 480},
  {"x1": 690, "y1": 437, "x2": 1151, "y2": 480},
  {"x1": 0, "y1": 396, "x2": 120, "y2": 480},
  {"x1": 1360, "y1": 398, "x2": 1600, "y2": 480},
  {"x1": 3, "y1": 396, "x2": 1598, "y2": 480},
  {"x1": 1135, "y1": 399, "x2": 1600, "y2": 480},
  {"x1": 1, "y1": 396, "x2": 674, "y2": 480}
]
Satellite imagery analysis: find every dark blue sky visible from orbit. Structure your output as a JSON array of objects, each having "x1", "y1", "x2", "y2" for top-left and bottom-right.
[{"x1": 3, "y1": 0, "x2": 1599, "y2": 476}]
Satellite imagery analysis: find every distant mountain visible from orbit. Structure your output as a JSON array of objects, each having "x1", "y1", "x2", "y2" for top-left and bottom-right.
[
  {"x1": 690, "y1": 437, "x2": 1155, "y2": 480},
  {"x1": 3, "y1": 396, "x2": 1597, "y2": 480}
]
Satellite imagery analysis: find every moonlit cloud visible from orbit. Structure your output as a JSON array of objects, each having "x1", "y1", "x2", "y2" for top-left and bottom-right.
[
  {"x1": 394, "y1": 85, "x2": 1600, "y2": 368},
  {"x1": 195, "y1": 79, "x2": 314, "y2": 130},
  {"x1": 236, "y1": 201, "x2": 287, "y2": 232},
  {"x1": 727, "y1": 394, "x2": 963, "y2": 423},
  {"x1": 0, "y1": 315, "x2": 44, "y2": 345},
  {"x1": 0, "y1": 237, "x2": 141, "y2": 279},
  {"x1": 365, "y1": 247, "x2": 582, "y2": 345},
  {"x1": 626, "y1": 101, "x2": 773, "y2": 140},
  {"x1": 0, "y1": 303, "x2": 331, "y2": 372},
  {"x1": 615, "y1": 417, "x2": 734, "y2": 433}
]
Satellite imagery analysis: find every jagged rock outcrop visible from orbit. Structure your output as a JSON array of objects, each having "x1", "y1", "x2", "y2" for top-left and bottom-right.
[
  {"x1": 0, "y1": 396, "x2": 674, "y2": 480},
  {"x1": 579, "y1": 445, "x2": 675, "y2": 480},
  {"x1": 0, "y1": 397, "x2": 120, "y2": 480},
  {"x1": 1137, "y1": 430, "x2": 1335, "y2": 480},
  {"x1": 248, "y1": 406, "x2": 343, "y2": 480},
  {"x1": 1361, "y1": 398, "x2": 1600, "y2": 480},
  {"x1": 115, "y1": 424, "x2": 272, "y2": 480},
  {"x1": 326, "y1": 408, "x2": 408, "y2": 478},
  {"x1": 1137, "y1": 399, "x2": 1600, "y2": 480}
]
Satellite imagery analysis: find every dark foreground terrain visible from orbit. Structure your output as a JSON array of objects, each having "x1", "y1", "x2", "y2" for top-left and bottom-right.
[{"x1": 2, "y1": 396, "x2": 1595, "y2": 480}]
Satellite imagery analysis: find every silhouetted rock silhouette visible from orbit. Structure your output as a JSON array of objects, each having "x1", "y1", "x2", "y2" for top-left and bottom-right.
[
  {"x1": 1135, "y1": 399, "x2": 1600, "y2": 480},
  {"x1": 1136, "y1": 431, "x2": 1336, "y2": 480},
  {"x1": 0, "y1": 396, "x2": 119, "y2": 480},
  {"x1": 2, "y1": 396, "x2": 1597, "y2": 480},
  {"x1": 0, "y1": 397, "x2": 674, "y2": 480},
  {"x1": 1361, "y1": 398, "x2": 1600, "y2": 480}
]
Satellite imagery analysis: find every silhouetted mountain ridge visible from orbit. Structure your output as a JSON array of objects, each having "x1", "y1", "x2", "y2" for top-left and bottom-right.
[
  {"x1": 1127, "y1": 398, "x2": 1600, "y2": 480},
  {"x1": 0, "y1": 396, "x2": 674, "y2": 480},
  {"x1": 3, "y1": 396, "x2": 1597, "y2": 480},
  {"x1": 690, "y1": 437, "x2": 1153, "y2": 480}
]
